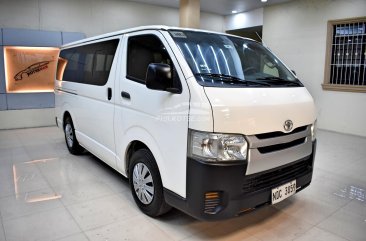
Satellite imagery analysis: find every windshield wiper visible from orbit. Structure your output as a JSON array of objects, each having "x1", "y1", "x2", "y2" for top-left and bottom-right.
[
  {"x1": 255, "y1": 76, "x2": 302, "y2": 86},
  {"x1": 195, "y1": 73, "x2": 271, "y2": 86}
]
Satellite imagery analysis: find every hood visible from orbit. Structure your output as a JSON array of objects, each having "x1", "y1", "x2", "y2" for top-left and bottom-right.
[{"x1": 204, "y1": 87, "x2": 316, "y2": 135}]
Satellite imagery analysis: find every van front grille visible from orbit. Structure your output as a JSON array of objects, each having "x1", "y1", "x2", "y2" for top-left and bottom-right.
[
  {"x1": 255, "y1": 126, "x2": 307, "y2": 139},
  {"x1": 257, "y1": 137, "x2": 306, "y2": 154},
  {"x1": 242, "y1": 156, "x2": 312, "y2": 193}
]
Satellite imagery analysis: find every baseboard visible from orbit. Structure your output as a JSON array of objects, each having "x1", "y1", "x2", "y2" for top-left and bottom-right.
[{"x1": 0, "y1": 108, "x2": 56, "y2": 129}]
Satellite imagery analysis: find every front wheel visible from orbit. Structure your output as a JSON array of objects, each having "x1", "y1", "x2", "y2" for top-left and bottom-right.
[
  {"x1": 64, "y1": 117, "x2": 84, "y2": 155},
  {"x1": 129, "y1": 149, "x2": 171, "y2": 217}
]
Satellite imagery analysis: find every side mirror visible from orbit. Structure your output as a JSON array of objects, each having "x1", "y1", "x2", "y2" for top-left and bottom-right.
[{"x1": 146, "y1": 63, "x2": 180, "y2": 93}]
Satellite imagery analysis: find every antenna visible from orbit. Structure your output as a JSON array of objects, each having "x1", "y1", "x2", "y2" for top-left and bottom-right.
[
  {"x1": 255, "y1": 31, "x2": 266, "y2": 47},
  {"x1": 255, "y1": 31, "x2": 268, "y2": 48}
]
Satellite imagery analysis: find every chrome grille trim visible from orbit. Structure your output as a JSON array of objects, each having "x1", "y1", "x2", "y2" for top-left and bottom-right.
[
  {"x1": 247, "y1": 126, "x2": 309, "y2": 149},
  {"x1": 245, "y1": 125, "x2": 312, "y2": 175}
]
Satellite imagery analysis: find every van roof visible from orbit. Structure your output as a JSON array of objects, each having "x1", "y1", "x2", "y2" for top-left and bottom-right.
[{"x1": 62, "y1": 25, "x2": 254, "y2": 48}]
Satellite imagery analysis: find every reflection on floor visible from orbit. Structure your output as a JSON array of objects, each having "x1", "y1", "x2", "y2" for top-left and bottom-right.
[{"x1": 0, "y1": 127, "x2": 365, "y2": 241}]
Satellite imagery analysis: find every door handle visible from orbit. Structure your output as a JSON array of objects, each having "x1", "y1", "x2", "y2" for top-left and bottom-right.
[
  {"x1": 121, "y1": 91, "x2": 131, "y2": 100},
  {"x1": 107, "y1": 87, "x2": 112, "y2": 100}
]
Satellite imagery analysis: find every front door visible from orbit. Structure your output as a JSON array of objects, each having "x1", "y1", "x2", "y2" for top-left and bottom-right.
[{"x1": 114, "y1": 30, "x2": 190, "y2": 198}]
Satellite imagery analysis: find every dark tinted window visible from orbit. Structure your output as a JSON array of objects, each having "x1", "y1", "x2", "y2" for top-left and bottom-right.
[
  {"x1": 58, "y1": 39, "x2": 119, "y2": 86},
  {"x1": 127, "y1": 35, "x2": 173, "y2": 83}
]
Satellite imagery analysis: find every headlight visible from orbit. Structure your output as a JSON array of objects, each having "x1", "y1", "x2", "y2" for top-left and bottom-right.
[
  {"x1": 188, "y1": 130, "x2": 248, "y2": 162},
  {"x1": 311, "y1": 120, "x2": 317, "y2": 142}
]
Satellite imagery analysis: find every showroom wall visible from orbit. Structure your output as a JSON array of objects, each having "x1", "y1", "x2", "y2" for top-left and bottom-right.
[
  {"x1": 225, "y1": 7, "x2": 263, "y2": 31},
  {"x1": 0, "y1": 0, "x2": 224, "y2": 37},
  {"x1": 0, "y1": 29, "x2": 85, "y2": 129},
  {"x1": 262, "y1": 0, "x2": 366, "y2": 137}
]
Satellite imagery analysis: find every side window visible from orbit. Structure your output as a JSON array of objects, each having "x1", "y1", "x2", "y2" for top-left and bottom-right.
[
  {"x1": 127, "y1": 35, "x2": 174, "y2": 84},
  {"x1": 57, "y1": 39, "x2": 119, "y2": 86}
]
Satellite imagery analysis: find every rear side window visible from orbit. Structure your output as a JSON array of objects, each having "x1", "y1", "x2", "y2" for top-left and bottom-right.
[
  {"x1": 127, "y1": 35, "x2": 173, "y2": 83},
  {"x1": 57, "y1": 39, "x2": 119, "y2": 86}
]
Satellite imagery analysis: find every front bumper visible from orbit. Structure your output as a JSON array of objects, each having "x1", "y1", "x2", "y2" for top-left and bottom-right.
[{"x1": 165, "y1": 141, "x2": 317, "y2": 221}]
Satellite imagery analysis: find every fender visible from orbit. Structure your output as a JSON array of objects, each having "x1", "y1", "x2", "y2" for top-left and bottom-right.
[{"x1": 117, "y1": 125, "x2": 168, "y2": 187}]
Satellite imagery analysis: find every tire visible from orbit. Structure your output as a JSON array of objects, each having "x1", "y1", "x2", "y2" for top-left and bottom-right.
[
  {"x1": 64, "y1": 116, "x2": 84, "y2": 155},
  {"x1": 129, "y1": 149, "x2": 171, "y2": 217}
]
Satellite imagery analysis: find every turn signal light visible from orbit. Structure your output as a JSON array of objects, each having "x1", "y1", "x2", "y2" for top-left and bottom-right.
[{"x1": 204, "y1": 191, "x2": 223, "y2": 214}]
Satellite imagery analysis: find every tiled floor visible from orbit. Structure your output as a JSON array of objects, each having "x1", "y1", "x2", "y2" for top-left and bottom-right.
[{"x1": 0, "y1": 127, "x2": 365, "y2": 241}]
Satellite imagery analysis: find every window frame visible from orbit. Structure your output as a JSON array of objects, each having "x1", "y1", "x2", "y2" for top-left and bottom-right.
[
  {"x1": 322, "y1": 17, "x2": 366, "y2": 93},
  {"x1": 126, "y1": 34, "x2": 174, "y2": 85}
]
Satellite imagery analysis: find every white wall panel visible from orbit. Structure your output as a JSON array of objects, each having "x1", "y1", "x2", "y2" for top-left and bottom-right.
[
  {"x1": 225, "y1": 8, "x2": 263, "y2": 31},
  {"x1": 0, "y1": 108, "x2": 55, "y2": 129},
  {"x1": 201, "y1": 12, "x2": 224, "y2": 32},
  {"x1": 0, "y1": 0, "x2": 224, "y2": 37},
  {"x1": 0, "y1": 0, "x2": 39, "y2": 30}
]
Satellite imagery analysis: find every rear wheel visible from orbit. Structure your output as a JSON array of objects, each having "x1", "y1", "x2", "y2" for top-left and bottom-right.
[
  {"x1": 64, "y1": 116, "x2": 84, "y2": 155},
  {"x1": 129, "y1": 149, "x2": 171, "y2": 217}
]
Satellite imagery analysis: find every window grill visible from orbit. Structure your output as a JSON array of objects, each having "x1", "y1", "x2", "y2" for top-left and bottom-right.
[{"x1": 323, "y1": 18, "x2": 366, "y2": 93}]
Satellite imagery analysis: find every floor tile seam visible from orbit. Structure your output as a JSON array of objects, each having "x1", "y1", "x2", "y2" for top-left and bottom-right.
[
  {"x1": 145, "y1": 216, "x2": 196, "y2": 241},
  {"x1": 255, "y1": 207, "x2": 318, "y2": 241},
  {"x1": 177, "y1": 219, "x2": 255, "y2": 241},
  {"x1": 0, "y1": 206, "x2": 69, "y2": 223},
  {"x1": 0, "y1": 199, "x2": 65, "y2": 222},
  {"x1": 101, "y1": 180, "x2": 131, "y2": 194},
  {"x1": 78, "y1": 213, "x2": 143, "y2": 234},
  {"x1": 314, "y1": 203, "x2": 362, "y2": 240},
  {"x1": 40, "y1": 177, "x2": 100, "y2": 187},
  {"x1": 249, "y1": 221, "x2": 315, "y2": 241},
  {"x1": 23, "y1": 158, "x2": 85, "y2": 236},
  {"x1": 177, "y1": 225, "x2": 256, "y2": 241},
  {"x1": 58, "y1": 196, "x2": 88, "y2": 238},
  {"x1": 61, "y1": 191, "x2": 140, "y2": 233},
  {"x1": 274, "y1": 206, "x2": 316, "y2": 227},
  {"x1": 53, "y1": 231, "x2": 91, "y2": 241},
  {"x1": 0, "y1": 186, "x2": 52, "y2": 200},
  {"x1": 334, "y1": 199, "x2": 366, "y2": 219},
  {"x1": 326, "y1": 196, "x2": 356, "y2": 216},
  {"x1": 0, "y1": 193, "x2": 17, "y2": 200},
  {"x1": 275, "y1": 194, "x2": 352, "y2": 226},
  {"x1": 315, "y1": 226, "x2": 352, "y2": 241},
  {"x1": 0, "y1": 209, "x2": 8, "y2": 241},
  {"x1": 29, "y1": 155, "x2": 63, "y2": 196},
  {"x1": 44, "y1": 178, "x2": 118, "y2": 195},
  {"x1": 314, "y1": 167, "x2": 366, "y2": 187},
  {"x1": 32, "y1": 153, "x2": 103, "y2": 206},
  {"x1": 60, "y1": 191, "x2": 122, "y2": 208}
]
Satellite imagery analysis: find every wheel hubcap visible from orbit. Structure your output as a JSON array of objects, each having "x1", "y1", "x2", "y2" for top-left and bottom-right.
[
  {"x1": 132, "y1": 163, "x2": 154, "y2": 205},
  {"x1": 65, "y1": 124, "x2": 74, "y2": 147}
]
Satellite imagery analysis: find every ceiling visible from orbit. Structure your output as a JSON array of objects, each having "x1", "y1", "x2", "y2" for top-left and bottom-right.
[{"x1": 127, "y1": 0, "x2": 293, "y2": 15}]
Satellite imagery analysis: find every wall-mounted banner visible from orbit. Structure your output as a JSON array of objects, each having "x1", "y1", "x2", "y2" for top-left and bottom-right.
[{"x1": 4, "y1": 46, "x2": 59, "y2": 93}]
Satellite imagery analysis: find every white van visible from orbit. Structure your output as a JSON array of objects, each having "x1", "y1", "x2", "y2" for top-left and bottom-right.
[{"x1": 55, "y1": 25, "x2": 317, "y2": 220}]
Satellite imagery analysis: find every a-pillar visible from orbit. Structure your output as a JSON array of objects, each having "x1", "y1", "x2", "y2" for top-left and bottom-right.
[{"x1": 179, "y1": 0, "x2": 200, "y2": 28}]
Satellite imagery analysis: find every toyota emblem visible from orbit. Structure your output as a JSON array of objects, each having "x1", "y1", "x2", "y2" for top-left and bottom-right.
[{"x1": 284, "y1": 120, "x2": 293, "y2": 132}]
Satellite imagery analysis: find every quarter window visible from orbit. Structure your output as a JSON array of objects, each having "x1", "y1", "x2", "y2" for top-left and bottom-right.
[{"x1": 57, "y1": 39, "x2": 119, "y2": 86}]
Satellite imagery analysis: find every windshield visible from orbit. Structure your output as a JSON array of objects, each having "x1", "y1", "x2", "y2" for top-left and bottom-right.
[{"x1": 169, "y1": 30, "x2": 302, "y2": 87}]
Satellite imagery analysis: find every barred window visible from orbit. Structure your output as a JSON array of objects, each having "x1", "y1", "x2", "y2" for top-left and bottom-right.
[{"x1": 323, "y1": 17, "x2": 366, "y2": 93}]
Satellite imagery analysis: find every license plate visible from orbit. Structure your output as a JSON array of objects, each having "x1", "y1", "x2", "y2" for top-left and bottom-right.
[{"x1": 271, "y1": 180, "x2": 296, "y2": 204}]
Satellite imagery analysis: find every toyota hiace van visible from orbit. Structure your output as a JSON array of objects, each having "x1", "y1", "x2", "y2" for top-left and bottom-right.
[{"x1": 55, "y1": 26, "x2": 317, "y2": 220}]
